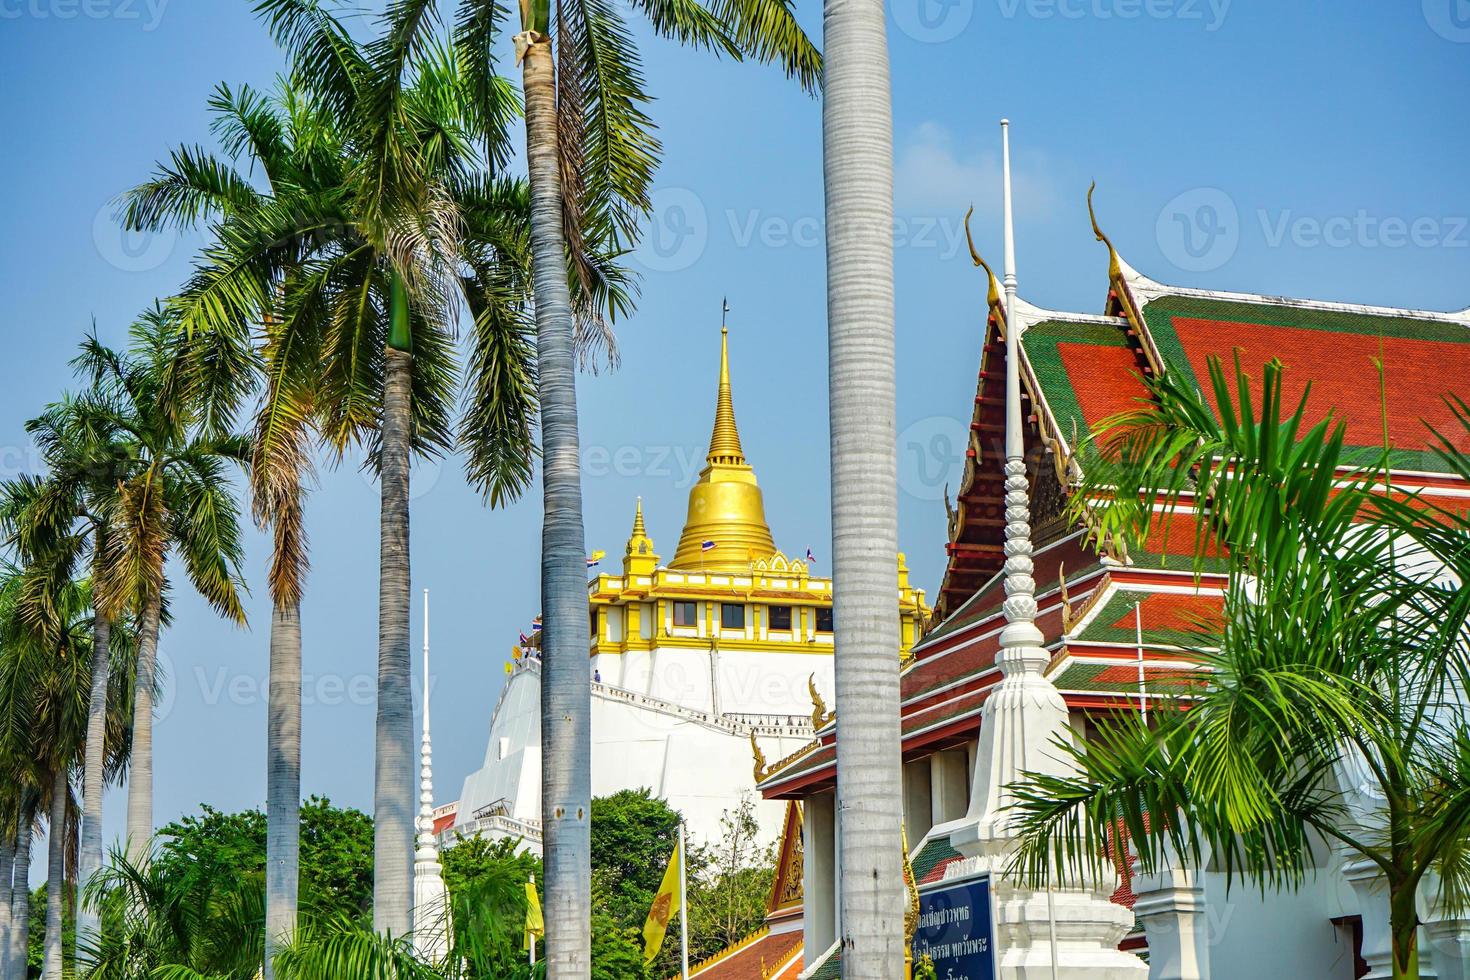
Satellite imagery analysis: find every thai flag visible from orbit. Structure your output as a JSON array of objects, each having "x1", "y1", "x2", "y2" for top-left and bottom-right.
[
  {"x1": 586, "y1": 549, "x2": 606, "y2": 568},
  {"x1": 805, "y1": 548, "x2": 816, "y2": 564},
  {"x1": 532, "y1": 617, "x2": 542, "y2": 632},
  {"x1": 519, "y1": 632, "x2": 530, "y2": 646},
  {"x1": 701, "y1": 540, "x2": 717, "y2": 552}
]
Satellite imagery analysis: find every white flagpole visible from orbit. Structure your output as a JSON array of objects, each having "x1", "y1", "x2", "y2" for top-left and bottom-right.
[
  {"x1": 679, "y1": 821, "x2": 690, "y2": 980},
  {"x1": 1135, "y1": 600, "x2": 1148, "y2": 725},
  {"x1": 529, "y1": 872, "x2": 537, "y2": 967}
]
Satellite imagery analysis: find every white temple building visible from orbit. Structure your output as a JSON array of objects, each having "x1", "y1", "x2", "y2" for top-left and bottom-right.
[{"x1": 446, "y1": 328, "x2": 929, "y2": 852}]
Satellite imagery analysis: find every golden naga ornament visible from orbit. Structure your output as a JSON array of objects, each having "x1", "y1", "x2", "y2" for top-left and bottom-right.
[{"x1": 807, "y1": 673, "x2": 835, "y2": 730}]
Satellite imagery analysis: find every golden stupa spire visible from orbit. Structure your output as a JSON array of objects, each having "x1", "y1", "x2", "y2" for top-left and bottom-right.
[
  {"x1": 623, "y1": 495, "x2": 659, "y2": 576},
  {"x1": 670, "y1": 313, "x2": 777, "y2": 572},
  {"x1": 707, "y1": 326, "x2": 746, "y2": 465}
]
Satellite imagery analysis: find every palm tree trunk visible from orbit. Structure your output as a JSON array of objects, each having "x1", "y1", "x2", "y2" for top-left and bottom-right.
[
  {"x1": 374, "y1": 341, "x2": 414, "y2": 937},
  {"x1": 76, "y1": 610, "x2": 111, "y2": 961},
  {"x1": 519, "y1": 30, "x2": 592, "y2": 978},
  {"x1": 1391, "y1": 881, "x2": 1421, "y2": 980},
  {"x1": 41, "y1": 768, "x2": 66, "y2": 980},
  {"x1": 11, "y1": 797, "x2": 35, "y2": 980},
  {"x1": 125, "y1": 592, "x2": 163, "y2": 864},
  {"x1": 265, "y1": 600, "x2": 302, "y2": 977},
  {"x1": 821, "y1": 0, "x2": 904, "y2": 973},
  {"x1": 0, "y1": 823, "x2": 14, "y2": 976}
]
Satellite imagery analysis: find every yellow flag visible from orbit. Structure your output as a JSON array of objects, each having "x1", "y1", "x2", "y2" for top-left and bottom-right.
[
  {"x1": 524, "y1": 882, "x2": 544, "y2": 950},
  {"x1": 641, "y1": 841, "x2": 682, "y2": 963}
]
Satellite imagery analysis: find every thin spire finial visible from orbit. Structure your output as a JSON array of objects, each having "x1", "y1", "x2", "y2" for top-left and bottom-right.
[
  {"x1": 422, "y1": 588, "x2": 430, "y2": 732},
  {"x1": 1000, "y1": 118, "x2": 1023, "y2": 463},
  {"x1": 707, "y1": 318, "x2": 745, "y2": 464}
]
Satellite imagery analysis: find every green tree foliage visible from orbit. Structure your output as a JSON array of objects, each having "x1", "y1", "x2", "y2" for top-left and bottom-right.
[
  {"x1": 685, "y1": 799, "x2": 774, "y2": 964},
  {"x1": 589, "y1": 789, "x2": 681, "y2": 935},
  {"x1": 151, "y1": 797, "x2": 374, "y2": 925},
  {"x1": 591, "y1": 791, "x2": 777, "y2": 977}
]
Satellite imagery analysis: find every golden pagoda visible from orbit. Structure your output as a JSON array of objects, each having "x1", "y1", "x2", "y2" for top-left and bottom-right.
[{"x1": 670, "y1": 326, "x2": 778, "y2": 572}]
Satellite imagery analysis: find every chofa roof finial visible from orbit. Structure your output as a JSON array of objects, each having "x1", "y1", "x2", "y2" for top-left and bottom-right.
[
  {"x1": 1087, "y1": 180, "x2": 1123, "y2": 281},
  {"x1": 963, "y1": 205, "x2": 1003, "y2": 312}
]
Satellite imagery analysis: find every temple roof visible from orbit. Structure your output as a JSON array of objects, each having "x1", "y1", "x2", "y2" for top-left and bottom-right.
[
  {"x1": 1099, "y1": 210, "x2": 1470, "y2": 476},
  {"x1": 671, "y1": 327, "x2": 779, "y2": 571}
]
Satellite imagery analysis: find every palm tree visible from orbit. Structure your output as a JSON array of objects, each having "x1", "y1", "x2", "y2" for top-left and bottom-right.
[
  {"x1": 443, "y1": 1, "x2": 819, "y2": 970},
  {"x1": 81, "y1": 843, "x2": 266, "y2": 980},
  {"x1": 121, "y1": 44, "x2": 544, "y2": 936},
  {"x1": 814, "y1": 0, "x2": 904, "y2": 968},
  {"x1": 1011, "y1": 359, "x2": 1470, "y2": 980},
  {"x1": 7, "y1": 792, "x2": 38, "y2": 979},
  {"x1": 0, "y1": 563, "x2": 126, "y2": 980},
  {"x1": 1, "y1": 381, "x2": 141, "y2": 960},
  {"x1": 54, "y1": 316, "x2": 251, "y2": 864}
]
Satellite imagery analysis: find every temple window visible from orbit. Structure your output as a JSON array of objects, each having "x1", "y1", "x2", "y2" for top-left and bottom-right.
[
  {"x1": 673, "y1": 600, "x2": 698, "y2": 627},
  {"x1": 721, "y1": 603, "x2": 746, "y2": 630},
  {"x1": 768, "y1": 605, "x2": 793, "y2": 630},
  {"x1": 815, "y1": 606, "x2": 834, "y2": 633}
]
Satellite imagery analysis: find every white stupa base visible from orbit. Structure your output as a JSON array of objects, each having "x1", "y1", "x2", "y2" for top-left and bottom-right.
[{"x1": 941, "y1": 831, "x2": 1147, "y2": 980}]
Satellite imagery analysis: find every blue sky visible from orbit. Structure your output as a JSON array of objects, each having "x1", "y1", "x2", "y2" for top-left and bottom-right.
[{"x1": 3, "y1": 0, "x2": 1468, "y2": 871}]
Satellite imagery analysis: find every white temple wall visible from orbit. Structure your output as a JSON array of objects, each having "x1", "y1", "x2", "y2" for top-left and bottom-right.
[
  {"x1": 592, "y1": 647, "x2": 835, "y2": 719},
  {"x1": 1199, "y1": 869, "x2": 1359, "y2": 979},
  {"x1": 455, "y1": 666, "x2": 808, "y2": 849}
]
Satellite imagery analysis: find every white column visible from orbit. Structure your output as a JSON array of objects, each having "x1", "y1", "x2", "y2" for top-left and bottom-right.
[
  {"x1": 905, "y1": 760, "x2": 934, "y2": 843},
  {"x1": 1130, "y1": 840, "x2": 1210, "y2": 980},
  {"x1": 804, "y1": 792, "x2": 838, "y2": 957},
  {"x1": 930, "y1": 750, "x2": 969, "y2": 827},
  {"x1": 1426, "y1": 916, "x2": 1470, "y2": 980}
]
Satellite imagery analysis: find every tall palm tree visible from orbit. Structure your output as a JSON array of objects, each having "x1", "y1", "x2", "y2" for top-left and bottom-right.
[
  {"x1": 121, "y1": 44, "x2": 545, "y2": 936},
  {"x1": 51, "y1": 316, "x2": 251, "y2": 863},
  {"x1": 1, "y1": 387, "x2": 140, "y2": 959},
  {"x1": 8, "y1": 793, "x2": 37, "y2": 979},
  {"x1": 444, "y1": 1, "x2": 819, "y2": 970},
  {"x1": 1012, "y1": 361, "x2": 1470, "y2": 980},
  {"x1": 0, "y1": 566, "x2": 106, "y2": 980},
  {"x1": 815, "y1": 0, "x2": 904, "y2": 969}
]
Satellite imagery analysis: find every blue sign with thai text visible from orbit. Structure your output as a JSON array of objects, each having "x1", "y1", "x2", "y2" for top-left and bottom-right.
[{"x1": 912, "y1": 875, "x2": 997, "y2": 980}]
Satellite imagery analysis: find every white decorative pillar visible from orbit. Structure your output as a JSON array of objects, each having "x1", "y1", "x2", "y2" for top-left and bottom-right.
[
  {"x1": 1130, "y1": 840, "x2": 1210, "y2": 980},
  {"x1": 1425, "y1": 903, "x2": 1470, "y2": 980},
  {"x1": 804, "y1": 792, "x2": 838, "y2": 957},
  {"x1": 1424, "y1": 871, "x2": 1470, "y2": 980},
  {"x1": 946, "y1": 119, "x2": 1145, "y2": 979},
  {"x1": 412, "y1": 590, "x2": 449, "y2": 962},
  {"x1": 1343, "y1": 857, "x2": 1398, "y2": 980}
]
